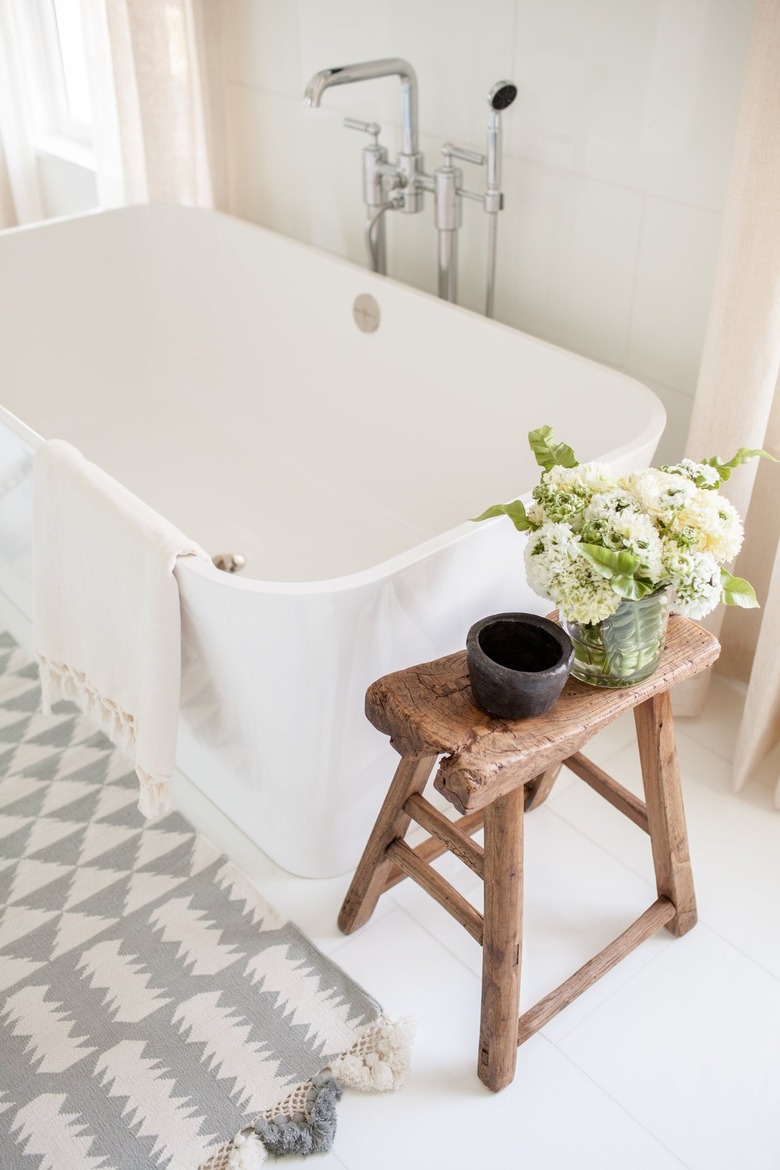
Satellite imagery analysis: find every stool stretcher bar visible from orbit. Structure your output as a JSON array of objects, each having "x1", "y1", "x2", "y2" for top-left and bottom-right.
[
  {"x1": 516, "y1": 896, "x2": 676, "y2": 1045},
  {"x1": 387, "y1": 838, "x2": 484, "y2": 942},
  {"x1": 564, "y1": 752, "x2": 650, "y2": 832}
]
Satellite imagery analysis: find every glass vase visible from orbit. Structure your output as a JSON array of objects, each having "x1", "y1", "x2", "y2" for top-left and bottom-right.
[{"x1": 559, "y1": 589, "x2": 671, "y2": 689}]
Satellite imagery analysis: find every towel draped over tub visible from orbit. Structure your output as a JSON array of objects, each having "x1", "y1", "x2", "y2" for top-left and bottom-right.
[{"x1": 33, "y1": 440, "x2": 210, "y2": 817}]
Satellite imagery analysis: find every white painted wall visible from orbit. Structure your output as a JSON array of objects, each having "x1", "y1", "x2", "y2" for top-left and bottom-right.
[{"x1": 219, "y1": 0, "x2": 754, "y2": 464}]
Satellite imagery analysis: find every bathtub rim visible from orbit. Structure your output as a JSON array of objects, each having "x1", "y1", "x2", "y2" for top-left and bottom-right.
[
  {"x1": 0, "y1": 203, "x2": 666, "y2": 598},
  {"x1": 0, "y1": 394, "x2": 665, "y2": 599}
]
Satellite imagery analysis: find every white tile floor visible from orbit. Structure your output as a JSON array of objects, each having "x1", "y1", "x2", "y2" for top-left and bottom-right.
[{"x1": 172, "y1": 676, "x2": 780, "y2": 1170}]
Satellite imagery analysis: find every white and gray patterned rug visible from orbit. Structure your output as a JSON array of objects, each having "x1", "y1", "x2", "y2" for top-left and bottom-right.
[{"x1": 0, "y1": 632, "x2": 410, "y2": 1169}]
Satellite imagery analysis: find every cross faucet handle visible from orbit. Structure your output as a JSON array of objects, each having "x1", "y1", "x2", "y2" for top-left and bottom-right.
[
  {"x1": 442, "y1": 143, "x2": 486, "y2": 167},
  {"x1": 343, "y1": 118, "x2": 382, "y2": 148}
]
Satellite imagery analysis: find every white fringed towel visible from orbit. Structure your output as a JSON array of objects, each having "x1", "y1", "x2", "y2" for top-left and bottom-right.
[{"x1": 33, "y1": 439, "x2": 210, "y2": 817}]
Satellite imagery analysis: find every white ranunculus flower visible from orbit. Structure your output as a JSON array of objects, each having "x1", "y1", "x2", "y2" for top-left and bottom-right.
[
  {"x1": 665, "y1": 459, "x2": 721, "y2": 489},
  {"x1": 611, "y1": 512, "x2": 665, "y2": 579},
  {"x1": 664, "y1": 543, "x2": 722, "y2": 619},
  {"x1": 523, "y1": 521, "x2": 580, "y2": 597},
  {"x1": 624, "y1": 468, "x2": 697, "y2": 517},
  {"x1": 582, "y1": 489, "x2": 637, "y2": 525},
  {"x1": 674, "y1": 490, "x2": 744, "y2": 563},
  {"x1": 526, "y1": 500, "x2": 546, "y2": 527},
  {"x1": 545, "y1": 462, "x2": 619, "y2": 495},
  {"x1": 558, "y1": 558, "x2": 622, "y2": 624}
]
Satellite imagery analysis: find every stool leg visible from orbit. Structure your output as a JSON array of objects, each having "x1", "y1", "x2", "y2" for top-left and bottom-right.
[
  {"x1": 524, "y1": 763, "x2": 562, "y2": 811},
  {"x1": 634, "y1": 691, "x2": 697, "y2": 937},
  {"x1": 338, "y1": 754, "x2": 437, "y2": 935},
  {"x1": 478, "y1": 785, "x2": 524, "y2": 1092}
]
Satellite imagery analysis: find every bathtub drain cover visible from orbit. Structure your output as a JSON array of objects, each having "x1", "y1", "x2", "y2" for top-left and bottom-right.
[{"x1": 353, "y1": 293, "x2": 380, "y2": 333}]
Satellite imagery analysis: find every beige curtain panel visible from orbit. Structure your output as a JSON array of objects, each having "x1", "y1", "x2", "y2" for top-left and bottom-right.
[
  {"x1": 82, "y1": 0, "x2": 226, "y2": 209},
  {"x1": 680, "y1": 0, "x2": 780, "y2": 806}
]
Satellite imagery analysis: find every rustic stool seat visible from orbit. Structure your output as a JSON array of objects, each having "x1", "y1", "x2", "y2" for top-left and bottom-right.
[{"x1": 338, "y1": 614, "x2": 720, "y2": 1091}]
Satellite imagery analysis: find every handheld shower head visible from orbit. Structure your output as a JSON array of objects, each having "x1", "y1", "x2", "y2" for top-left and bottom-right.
[
  {"x1": 486, "y1": 80, "x2": 516, "y2": 189},
  {"x1": 484, "y1": 80, "x2": 517, "y2": 319},
  {"x1": 488, "y1": 81, "x2": 518, "y2": 112}
]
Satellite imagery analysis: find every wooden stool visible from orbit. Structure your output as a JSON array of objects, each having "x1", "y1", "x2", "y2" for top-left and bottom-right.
[{"x1": 338, "y1": 614, "x2": 720, "y2": 1092}]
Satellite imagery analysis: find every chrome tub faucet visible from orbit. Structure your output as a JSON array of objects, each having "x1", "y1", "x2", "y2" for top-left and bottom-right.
[{"x1": 303, "y1": 60, "x2": 516, "y2": 316}]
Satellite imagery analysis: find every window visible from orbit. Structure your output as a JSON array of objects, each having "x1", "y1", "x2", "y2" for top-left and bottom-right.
[{"x1": 37, "y1": 0, "x2": 93, "y2": 146}]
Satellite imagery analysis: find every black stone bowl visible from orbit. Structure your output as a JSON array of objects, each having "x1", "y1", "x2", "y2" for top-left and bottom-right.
[{"x1": 466, "y1": 613, "x2": 574, "y2": 720}]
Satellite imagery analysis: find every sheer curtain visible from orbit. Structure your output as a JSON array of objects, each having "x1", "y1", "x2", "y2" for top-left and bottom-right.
[
  {"x1": 0, "y1": 0, "x2": 45, "y2": 226},
  {"x1": 82, "y1": 0, "x2": 227, "y2": 209},
  {"x1": 678, "y1": 0, "x2": 780, "y2": 805},
  {"x1": 0, "y1": 0, "x2": 226, "y2": 223}
]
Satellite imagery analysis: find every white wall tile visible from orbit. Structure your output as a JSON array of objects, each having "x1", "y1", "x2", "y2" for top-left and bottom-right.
[
  {"x1": 627, "y1": 196, "x2": 721, "y2": 392},
  {"x1": 509, "y1": 0, "x2": 752, "y2": 212},
  {"x1": 496, "y1": 158, "x2": 644, "y2": 367},
  {"x1": 226, "y1": 85, "x2": 309, "y2": 244},
  {"x1": 222, "y1": 0, "x2": 301, "y2": 96}
]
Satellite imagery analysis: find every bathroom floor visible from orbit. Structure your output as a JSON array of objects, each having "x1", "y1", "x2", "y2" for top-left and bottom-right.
[{"x1": 174, "y1": 676, "x2": 780, "y2": 1170}]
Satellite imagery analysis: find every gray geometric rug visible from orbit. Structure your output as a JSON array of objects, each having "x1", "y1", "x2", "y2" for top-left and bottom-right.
[{"x1": 0, "y1": 632, "x2": 410, "y2": 1169}]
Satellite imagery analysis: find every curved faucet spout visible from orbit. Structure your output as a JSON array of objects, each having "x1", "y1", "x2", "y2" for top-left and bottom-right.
[{"x1": 303, "y1": 57, "x2": 419, "y2": 159}]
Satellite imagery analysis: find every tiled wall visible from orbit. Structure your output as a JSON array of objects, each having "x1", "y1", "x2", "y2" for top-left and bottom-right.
[{"x1": 220, "y1": 0, "x2": 754, "y2": 463}]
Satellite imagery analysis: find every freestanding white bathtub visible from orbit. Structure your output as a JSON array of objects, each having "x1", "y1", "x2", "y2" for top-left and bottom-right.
[{"x1": 0, "y1": 205, "x2": 664, "y2": 876}]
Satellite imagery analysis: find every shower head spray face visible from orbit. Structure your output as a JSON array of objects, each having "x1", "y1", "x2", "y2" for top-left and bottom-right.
[{"x1": 488, "y1": 81, "x2": 518, "y2": 111}]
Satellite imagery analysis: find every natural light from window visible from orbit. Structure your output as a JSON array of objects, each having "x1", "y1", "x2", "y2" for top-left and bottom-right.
[{"x1": 51, "y1": 0, "x2": 92, "y2": 132}]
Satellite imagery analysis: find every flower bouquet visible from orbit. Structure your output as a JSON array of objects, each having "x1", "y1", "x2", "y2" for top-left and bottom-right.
[{"x1": 473, "y1": 426, "x2": 775, "y2": 688}]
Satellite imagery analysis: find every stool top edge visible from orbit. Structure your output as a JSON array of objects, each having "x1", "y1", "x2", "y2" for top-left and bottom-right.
[{"x1": 365, "y1": 615, "x2": 720, "y2": 785}]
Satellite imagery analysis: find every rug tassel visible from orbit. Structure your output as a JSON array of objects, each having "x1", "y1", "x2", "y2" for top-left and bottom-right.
[
  {"x1": 328, "y1": 1015, "x2": 415, "y2": 1093},
  {"x1": 197, "y1": 1128, "x2": 266, "y2": 1170},
  {"x1": 226, "y1": 1131, "x2": 266, "y2": 1169},
  {"x1": 253, "y1": 1073, "x2": 342, "y2": 1158}
]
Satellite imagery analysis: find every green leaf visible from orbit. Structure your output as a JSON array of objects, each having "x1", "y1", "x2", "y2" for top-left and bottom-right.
[
  {"x1": 470, "y1": 499, "x2": 531, "y2": 532},
  {"x1": 720, "y1": 568, "x2": 759, "y2": 608},
  {"x1": 610, "y1": 575, "x2": 657, "y2": 600},
  {"x1": 528, "y1": 425, "x2": 578, "y2": 472},
  {"x1": 578, "y1": 543, "x2": 640, "y2": 580},
  {"x1": 701, "y1": 447, "x2": 778, "y2": 484}
]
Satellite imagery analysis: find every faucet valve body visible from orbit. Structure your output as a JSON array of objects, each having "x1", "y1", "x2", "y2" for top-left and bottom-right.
[{"x1": 397, "y1": 153, "x2": 426, "y2": 213}]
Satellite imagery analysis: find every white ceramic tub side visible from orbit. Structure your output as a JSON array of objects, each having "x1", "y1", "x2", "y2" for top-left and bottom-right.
[{"x1": 0, "y1": 206, "x2": 665, "y2": 876}]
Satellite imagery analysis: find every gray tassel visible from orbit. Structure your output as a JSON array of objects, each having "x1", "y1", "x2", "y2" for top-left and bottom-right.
[{"x1": 253, "y1": 1074, "x2": 342, "y2": 1158}]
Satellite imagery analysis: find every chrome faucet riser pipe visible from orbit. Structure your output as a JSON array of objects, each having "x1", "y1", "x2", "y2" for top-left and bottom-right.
[
  {"x1": 365, "y1": 203, "x2": 387, "y2": 274},
  {"x1": 438, "y1": 231, "x2": 457, "y2": 303}
]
